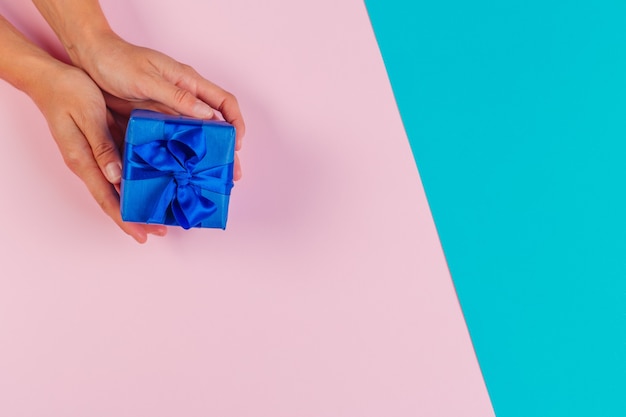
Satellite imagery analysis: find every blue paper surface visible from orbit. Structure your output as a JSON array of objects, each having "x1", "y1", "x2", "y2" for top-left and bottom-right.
[
  {"x1": 120, "y1": 109, "x2": 235, "y2": 229},
  {"x1": 365, "y1": 1, "x2": 626, "y2": 416}
]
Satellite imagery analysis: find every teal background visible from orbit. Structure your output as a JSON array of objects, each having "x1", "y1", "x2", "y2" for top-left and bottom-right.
[{"x1": 364, "y1": 1, "x2": 626, "y2": 416}]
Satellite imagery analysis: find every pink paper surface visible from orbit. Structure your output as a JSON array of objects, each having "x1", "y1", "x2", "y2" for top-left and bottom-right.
[{"x1": 0, "y1": 1, "x2": 494, "y2": 416}]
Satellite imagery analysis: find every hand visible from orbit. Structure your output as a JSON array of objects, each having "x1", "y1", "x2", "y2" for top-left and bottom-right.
[
  {"x1": 76, "y1": 33, "x2": 244, "y2": 179},
  {"x1": 31, "y1": 0, "x2": 245, "y2": 152},
  {"x1": 29, "y1": 61, "x2": 167, "y2": 243}
]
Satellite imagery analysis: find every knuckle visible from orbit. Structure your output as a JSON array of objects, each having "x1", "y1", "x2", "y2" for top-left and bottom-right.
[
  {"x1": 179, "y1": 63, "x2": 195, "y2": 74},
  {"x1": 92, "y1": 140, "x2": 117, "y2": 163},
  {"x1": 63, "y1": 149, "x2": 87, "y2": 174},
  {"x1": 224, "y1": 91, "x2": 237, "y2": 103},
  {"x1": 178, "y1": 63, "x2": 201, "y2": 82},
  {"x1": 220, "y1": 92, "x2": 238, "y2": 111},
  {"x1": 173, "y1": 88, "x2": 193, "y2": 106}
]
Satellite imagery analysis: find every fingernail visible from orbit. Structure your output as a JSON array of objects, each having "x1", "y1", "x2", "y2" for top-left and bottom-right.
[
  {"x1": 105, "y1": 162, "x2": 122, "y2": 184},
  {"x1": 193, "y1": 101, "x2": 213, "y2": 119}
]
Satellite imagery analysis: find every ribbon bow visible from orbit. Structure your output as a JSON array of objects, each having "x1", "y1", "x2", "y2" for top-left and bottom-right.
[{"x1": 125, "y1": 123, "x2": 233, "y2": 229}]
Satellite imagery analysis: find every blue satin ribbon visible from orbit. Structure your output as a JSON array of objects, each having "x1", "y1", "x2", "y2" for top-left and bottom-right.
[{"x1": 124, "y1": 123, "x2": 233, "y2": 229}]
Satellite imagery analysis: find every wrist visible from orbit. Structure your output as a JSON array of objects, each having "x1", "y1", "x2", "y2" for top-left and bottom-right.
[
  {"x1": 0, "y1": 16, "x2": 64, "y2": 99},
  {"x1": 65, "y1": 25, "x2": 117, "y2": 69},
  {"x1": 22, "y1": 56, "x2": 70, "y2": 106},
  {"x1": 31, "y1": 0, "x2": 115, "y2": 68}
]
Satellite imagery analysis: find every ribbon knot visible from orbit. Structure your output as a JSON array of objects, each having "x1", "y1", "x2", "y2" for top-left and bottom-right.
[
  {"x1": 174, "y1": 171, "x2": 192, "y2": 187},
  {"x1": 124, "y1": 122, "x2": 233, "y2": 229}
]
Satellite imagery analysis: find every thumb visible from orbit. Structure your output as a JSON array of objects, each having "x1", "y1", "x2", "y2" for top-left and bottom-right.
[
  {"x1": 82, "y1": 114, "x2": 123, "y2": 184},
  {"x1": 150, "y1": 78, "x2": 214, "y2": 119}
]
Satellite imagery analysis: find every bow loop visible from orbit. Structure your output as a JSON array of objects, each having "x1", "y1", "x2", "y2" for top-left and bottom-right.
[{"x1": 166, "y1": 123, "x2": 207, "y2": 168}]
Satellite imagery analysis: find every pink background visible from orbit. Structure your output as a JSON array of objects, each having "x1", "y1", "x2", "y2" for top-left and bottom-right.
[{"x1": 0, "y1": 1, "x2": 493, "y2": 416}]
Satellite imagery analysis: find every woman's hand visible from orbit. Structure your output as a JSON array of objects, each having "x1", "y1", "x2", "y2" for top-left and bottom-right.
[
  {"x1": 32, "y1": 0, "x2": 245, "y2": 174},
  {"x1": 1, "y1": 14, "x2": 166, "y2": 242},
  {"x1": 76, "y1": 32, "x2": 244, "y2": 181},
  {"x1": 79, "y1": 33, "x2": 245, "y2": 149},
  {"x1": 29, "y1": 61, "x2": 168, "y2": 243}
]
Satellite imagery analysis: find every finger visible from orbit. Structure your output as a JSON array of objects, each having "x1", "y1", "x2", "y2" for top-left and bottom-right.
[
  {"x1": 112, "y1": 155, "x2": 167, "y2": 236},
  {"x1": 85, "y1": 170, "x2": 150, "y2": 243},
  {"x1": 174, "y1": 70, "x2": 246, "y2": 151},
  {"x1": 106, "y1": 109, "x2": 124, "y2": 150},
  {"x1": 233, "y1": 152, "x2": 242, "y2": 181},
  {"x1": 57, "y1": 124, "x2": 157, "y2": 243},
  {"x1": 74, "y1": 107, "x2": 123, "y2": 185},
  {"x1": 204, "y1": 87, "x2": 245, "y2": 151},
  {"x1": 146, "y1": 76, "x2": 214, "y2": 120},
  {"x1": 145, "y1": 224, "x2": 168, "y2": 236},
  {"x1": 104, "y1": 92, "x2": 178, "y2": 118}
]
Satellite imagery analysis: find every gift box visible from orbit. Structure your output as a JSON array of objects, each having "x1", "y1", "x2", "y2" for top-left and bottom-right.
[{"x1": 120, "y1": 109, "x2": 235, "y2": 229}]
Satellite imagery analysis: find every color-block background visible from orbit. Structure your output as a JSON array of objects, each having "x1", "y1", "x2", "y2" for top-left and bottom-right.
[
  {"x1": 3, "y1": 1, "x2": 623, "y2": 416},
  {"x1": 365, "y1": 1, "x2": 626, "y2": 416},
  {"x1": 0, "y1": 1, "x2": 494, "y2": 416}
]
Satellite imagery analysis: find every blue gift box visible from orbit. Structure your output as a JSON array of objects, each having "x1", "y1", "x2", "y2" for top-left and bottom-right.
[{"x1": 120, "y1": 109, "x2": 235, "y2": 229}]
